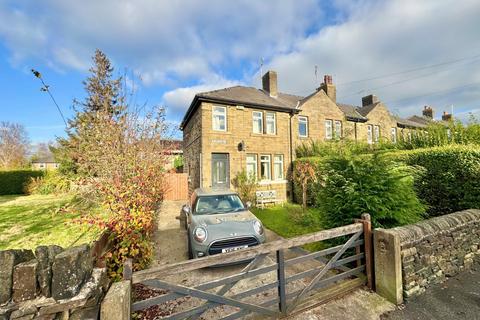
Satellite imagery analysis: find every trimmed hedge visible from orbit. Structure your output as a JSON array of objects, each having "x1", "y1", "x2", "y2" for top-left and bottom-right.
[
  {"x1": 294, "y1": 144, "x2": 480, "y2": 222},
  {"x1": 381, "y1": 145, "x2": 480, "y2": 216},
  {"x1": 0, "y1": 170, "x2": 44, "y2": 195}
]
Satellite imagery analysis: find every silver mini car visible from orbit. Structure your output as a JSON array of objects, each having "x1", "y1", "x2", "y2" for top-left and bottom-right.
[{"x1": 178, "y1": 188, "x2": 266, "y2": 259}]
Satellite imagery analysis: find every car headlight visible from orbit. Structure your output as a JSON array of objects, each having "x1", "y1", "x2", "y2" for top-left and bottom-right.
[
  {"x1": 253, "y1": 220, "x2": 264, "y2": 236},
  {"x1": 193, "y1": 227, "x2": 207, "y2": 243}
]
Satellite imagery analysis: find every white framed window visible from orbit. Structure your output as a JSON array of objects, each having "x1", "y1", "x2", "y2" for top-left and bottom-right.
[
  {"x1": 260, "y1": 155, "x2": 271, "y2": 181},
  {"x1": 391, "y1": 127, "x2": 397, "y2": 143},
  {"x1": 266, "y1": 112, "x2": 276, "y2": 135},
  {"x1": 374, "y1": 125, "x2": 380, "y2": 143},
  {"x1": 325, "y1": 120, "x2": 333, "y2": 140},
  {"x1": 212, "y1": 106, "x2": 227, "y2": 131},
  {"x1": 274, "y1": 155, "x2": 284, "y2": 180},
  {"x1": 367, "y1": 125, "x2": 373, "y2": 144},
  {"x1": 298, "y1": 116, "x2": 308, "y2": 137},
  {"x1": 334, "y1": 120, "x2": 342, "y2": 139},
  {"x1": 252, "y1": 111, "x2": 263, "y2": 134},
  {"x1": 246, "y1": 154, "x2": 257, "y2": 178}
]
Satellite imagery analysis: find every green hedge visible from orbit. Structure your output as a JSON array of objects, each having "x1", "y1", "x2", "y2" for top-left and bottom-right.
[
  {"x1": 0, "y1": 170, "x2": 45, "y2": 195},
  {"x1": 381, "y1": 145, "x2": 480, "y2": 216}
]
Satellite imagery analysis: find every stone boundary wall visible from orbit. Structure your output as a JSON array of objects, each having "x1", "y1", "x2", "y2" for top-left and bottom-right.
[
  {"x1": 0, "y1": 233, "x2": 111, "y2": 320},
  {"x1": 374, "y1": 209, "x2": 480, "y2": 304}
]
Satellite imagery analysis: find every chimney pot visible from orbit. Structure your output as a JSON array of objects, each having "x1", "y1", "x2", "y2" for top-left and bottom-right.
[
  {"x1": 422, "y1": 105, "x2": 434, "y2": 119},
  {"x1": 262, "y1": 70, "x2": 278, "y2": 97},
  {"x1": 442, "y1": 111, "x2": 452, "y2": 121},
  {"x1": 319, "y1": 74, "x2": 336, "y2": 102}
]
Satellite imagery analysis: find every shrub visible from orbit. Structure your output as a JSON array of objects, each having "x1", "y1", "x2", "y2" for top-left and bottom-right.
[
  {"x1": 314, "y1": 154, "x2": 425, "y2": 229},
  {"x1": 26, "y1": 170, "x2": 72, "y2": 195},
  {"x1": 232, "y1": 170, "x2": 258, "y2": 205},
  {"x1": 293, "y1": 157, "x2": 323, "y2": 206},
  {"x1": 0, "y1": 170, "x2": 44, "y2": 195},
  {"x1": 293, "y1": 161, "x2": 316, "y2": 208},
  {"x1": 382, "y1": 145, "x2": 480, "y2": 216}
]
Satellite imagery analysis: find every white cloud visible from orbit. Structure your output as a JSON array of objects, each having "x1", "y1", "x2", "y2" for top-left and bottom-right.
[
  {"x1": 0, "y1": 0, "x2": 323, "y2": 86},
  {"x1": 2, "y1": 0, "x2": 480, "y2": 124},
  {"x1": 162, "y1": 76, "x2": 240, "y2": 116},
  {"x1": 266, "y1": 0, "x2": 480, "y2": 119}
]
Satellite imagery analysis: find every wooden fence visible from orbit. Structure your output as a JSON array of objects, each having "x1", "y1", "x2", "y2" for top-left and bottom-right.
[
  {"x1": 164, "y1": 173, "x2": 188, "y2": 201},
  {"x1": 125, "y1": 214, "x2": 373, "y2": 319}
]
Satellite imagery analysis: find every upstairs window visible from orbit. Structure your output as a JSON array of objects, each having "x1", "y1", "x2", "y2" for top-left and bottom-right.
[
  {"x1": 298, "y1": 116, "x2": 308, "y2": 137},
  {"x1": 246, "y1": 154, "x2": 257, "y2": 178},
  {"x1": 252, "y1": 111, "x2": 263, "y2": 134},
  {"x1": 374, "y1": 125, "x2": 380, "y2": 143},
  {"x1": 334, "y1": 120, "x2": 342, "y2": 139},
  {"x1": 260, "y1": 155, "x2": 271, "y2": 180},
  {"x1": 274, "y1": 154, "x2": 284, "y2": 180},
  {"x1": 325, "y1": 120, "x2": 333, "y2": 140},
  {"x1": 266, "y1": 112, "x2": 276, "y2": 135},
  {"x1": 391, "y1": 127, "x2": 397, "y2": 143},
  {"x1": 212, "y1": 106, "x2": 227, "y2": 131},
  {"x1": 367, "y1": 125, "x2": 373, "y2": 144}
]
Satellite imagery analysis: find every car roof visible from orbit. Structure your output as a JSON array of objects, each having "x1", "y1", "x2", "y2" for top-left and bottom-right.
[{"x1": 194, "y1": 188, "x2": 238, "y2": 197}]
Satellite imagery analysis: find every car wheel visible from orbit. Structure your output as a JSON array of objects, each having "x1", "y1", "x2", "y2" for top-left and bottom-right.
[{"x1": 187, "y1": 231, "x2": 193, "y2": 259}]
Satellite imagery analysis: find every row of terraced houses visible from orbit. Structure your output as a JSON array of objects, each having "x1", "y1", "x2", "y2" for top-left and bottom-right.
[{"x1": 180, "y1": 71, "x2": 452, "y2": 201}]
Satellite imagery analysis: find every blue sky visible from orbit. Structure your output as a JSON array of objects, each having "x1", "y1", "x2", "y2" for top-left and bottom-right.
[{"x1": 1, "y1": 0, "x2": 480, "y2": 144}]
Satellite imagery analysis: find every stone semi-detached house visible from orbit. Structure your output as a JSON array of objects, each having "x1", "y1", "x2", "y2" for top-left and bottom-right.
[{"x1": 180, "y1": 70, "x2": 440, "y2": 201}]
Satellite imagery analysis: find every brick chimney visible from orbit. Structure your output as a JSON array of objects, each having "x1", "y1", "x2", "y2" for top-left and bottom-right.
[
  {"x1": 262, "y1": 70, "x2": 278, "y2": 97},
  {"x1": 361, "y1": 94, "x2": 379, "y2": 107},
  {"x1": 422, "y1": 106, "x2": 434, "y2": 119},
  {"x1": 319, "y1": 75, "x2": 336, "y2": 102},
  {"x1": 442, "y1": 111, "x2": 453, "y2": 121}
]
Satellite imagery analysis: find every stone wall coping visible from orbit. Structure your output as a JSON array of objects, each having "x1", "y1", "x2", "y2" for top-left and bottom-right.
[{"x1": 389, "y1": 209, "x2": 480, "y2": 246}]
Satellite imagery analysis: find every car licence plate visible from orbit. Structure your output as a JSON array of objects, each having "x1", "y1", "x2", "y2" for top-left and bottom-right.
[{"x1": 222, "y1": 245, "x2": 248, "y2": 253}]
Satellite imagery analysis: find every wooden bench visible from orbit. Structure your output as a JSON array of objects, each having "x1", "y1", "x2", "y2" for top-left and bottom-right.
[{"x1": 255, "y1": 190, "x2": 282, "y2": 208}]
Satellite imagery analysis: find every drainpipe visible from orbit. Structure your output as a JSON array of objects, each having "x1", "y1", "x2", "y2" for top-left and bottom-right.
[
  {"x1": 289, "y1": 111, "x2": 295, "y2": 202},
  {"x1": 354, "y1": 122, "x2": 358, "y2": 141}
]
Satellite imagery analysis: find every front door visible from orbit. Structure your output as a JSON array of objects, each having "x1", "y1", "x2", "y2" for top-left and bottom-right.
[{"x1": 212, "y1": 153, "x2": 229, "y2": 188}]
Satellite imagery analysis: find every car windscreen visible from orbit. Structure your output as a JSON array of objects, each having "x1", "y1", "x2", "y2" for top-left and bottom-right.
[{"x1": 194, "y1": 194, "x2": 245, "y2": 215}]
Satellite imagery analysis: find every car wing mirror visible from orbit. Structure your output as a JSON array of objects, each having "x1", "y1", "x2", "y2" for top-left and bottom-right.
[
  {"x1": 182, "y1": 205, "x2": 191, "y2": 215},
  {"x1": 245, "y1": 201, "x2": 252, "y2": 209}
]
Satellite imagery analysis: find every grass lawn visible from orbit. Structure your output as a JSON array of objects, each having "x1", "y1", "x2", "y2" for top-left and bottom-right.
[
  {"x1": 0, "y1": 194, "x2": 102, "y2": 250},
  {"x1": 252, "y1": 203, "x2": 325, "y2": 250}
]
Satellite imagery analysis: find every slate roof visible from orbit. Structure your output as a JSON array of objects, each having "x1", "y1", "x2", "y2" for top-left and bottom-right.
[
  {"x1": 337, "y1": 103, "x2": 367, "y2": 122},
  {"x1": 356, "y1": 102, "x2": 380, "y2": 117},
  {"x1": 32, "y1": 154, "x2": 56, "y2": 163},
  {"x1": 196, "y1": 86, "x2": 302, "y2": 111},
  {"x1": 408, "y1": 115, "x2": 433, "y2": 126},
  {"x1": 181, "y1": 86, "x2": 303, "y2": 128},
  {"x1": 395, "y1": 116, "x2": 427, "y2": 129}
]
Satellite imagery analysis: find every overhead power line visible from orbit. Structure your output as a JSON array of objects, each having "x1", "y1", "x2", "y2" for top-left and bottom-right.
[
  {"x1": 385, "y1": 81, "x2": 480, "y2": 105},
  {"x1": 337, "y1": 52, "x2": 480, "y2": 86},
  {"x1": 338, "y1": 57, "x2": 480, "y2": 100},
  {"x1": 31, "y1": 69, "x2": 68, "y2": 127}
]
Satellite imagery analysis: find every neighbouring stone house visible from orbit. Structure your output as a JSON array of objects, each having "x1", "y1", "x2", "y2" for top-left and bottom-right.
[
  {"x1": 180, "y1": 70, "x2": 451, "y2": 201},
  {"x1": 31, "y1": 155, "x2": 59, "y2": 170}
]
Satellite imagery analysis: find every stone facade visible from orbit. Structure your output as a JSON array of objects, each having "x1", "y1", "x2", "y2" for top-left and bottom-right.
[
  {"x1": 374, "y1": 209, "x2": 480, "y2": 304},
  {"x1": 181, "y1": 71, "x2": 429, "y2": 201},
  {"x1": 195, "y1": 101, "x2": 291, "y2": 200},
  {"x1": 293, "y1": 89, "x2": 346, "y2": 148},
  {"x1": 357, "y1": 102, "x2": 399, "y2": 143}
]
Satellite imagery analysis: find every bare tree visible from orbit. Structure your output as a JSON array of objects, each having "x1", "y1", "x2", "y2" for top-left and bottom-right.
[{"x1": 0, "y1": 122, "x2": 29, "y2": 169}]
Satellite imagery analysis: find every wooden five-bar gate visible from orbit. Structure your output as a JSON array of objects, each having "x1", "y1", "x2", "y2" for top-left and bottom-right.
[{"x1": 125, "y1": 214, "x2": 373, "y2": 319}]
